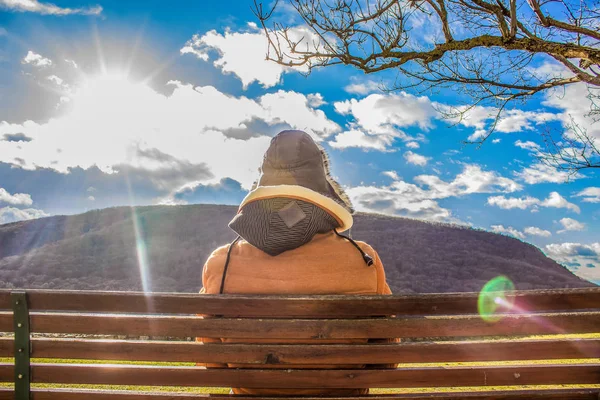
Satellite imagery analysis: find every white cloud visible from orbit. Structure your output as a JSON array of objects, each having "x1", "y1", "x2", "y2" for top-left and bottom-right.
[
  {"x1": 0, "y1": 77, "x2": 339, "y2": 190},
  {"x1": 528, "y1": 61, "x2": 570, "y2": 81},
  {"x1": 487, "y1": 195, "x2": 540, "y2": 210},
  {"x1": 47, "y1": 74, "x2": 71, "y2": 92},
  {"x1": 558, "y1": 217, "x2": 586, "y2": 233},
  {"x1": 0, "y1": 206, "x2": 48, "y2": 224},
  {"x1": 524, "y1": 226, "x2": 552, "y2": 237},
  {"x1": 335, "y1": 92, "x2": 436, "y2": 133},
  {"x1": 449, "y1": 105, "x2": 494, "y2": 131},
  {"x1": 47, "y1": 75, "x2": 63, "y2": 85},
  {"x1": 87, "y1": 196, "x2": 95, "y2": 201},
  {"x1": 541, "y1": 191, "x2": 580, "y2": 214},
  {"x1": 306, "y1": 93, "x2": 325, "y2": 108},
  {"x1": 515, "y1": 140, "x2": 541, "y2": 152},
  {"x1": 416, "y1": 165, "x2": 522, "y2": 198},
  {"x1": 0, "y1": 0, "x2": 101, "y2": 15},
  {"x1": 0, "y1": 188, "x2": 33, "y2": 206},
  {"x1": 332, "y1": 89, "x2": 564, "y2": 152},
  {"x1": 334, "y1": 101, "x2": 352, "y2": 115},
  {"x1": 22, "y1": 50, "x2": 52, "y2": 67},
  {"x1": 406, "y1": 141, "x2": 420, "y2": 149},
  {"x1": 512, "y1": 141, "x2": 586, "y2": 186},
  {"x1": 495, "y1": 110, "x2": 560, "y2": 133},
  {"x1": 574, "y1": 187, "x2": 600, "y2": 203},
  {"x1": 382, "y1": 171, "x2": 400, "y2": 180},
  {"x1": 546, "y1": 242, "x2": 600, "y2": 259},
  {"x1": 180, "y1": 39, "x2": 209, "y2": 61},
  {"x1": 182, "y1": 28, "x2": 280, "y2": 88},
  {"x1": 330, "y1": 65, "x2": 585, "y2": 155},
  {"x1": 344, "y1": 79, "x2": 381, "y2": 95},
  {"x1": 543, "y1": 82, "x2": 600, "y2": 141},
  {"x1": 181, "y1": 26, "x2": 314, "y2": 89},
  {"x1": 347, "y1": 164, "x2": 520, "y2": 223},
  {"x1": 405, "y1": 8, "x2": 446, "y2": 46},
  {"x1": 492, "y1": 139, "x2": 501, "y2": 144},
  {"x1": 404, "y1": 151, "x2": 430, "y2": 166},
  {"x1": 515, "y1": 162, "x2": 580, "y2": 184},
  {"x1": 443, "y1": 149, "x2": 460, "y2": 156},
  {"x1": 331, "y1": 92, "x2": 436, "y2": 150},
  {"x1": 497, "y1": 72, "x2": 600, "y2": 176},
  {"x1": 64, "y1": 59, "x2": 78, "y2": 69},
  {"x1": 519, "y1": 65, "x2": 600, "y2": 167},
  {"x1": 446, "y1": 105, "x2": 560, "y2": 141},
  {"x1": 487, "y1": 191, "x2": 580, "y2": 213},
  {"x1": 328, "y1": 130, "x2": 394, "y2": 151},
  {"x1": 348, "y1": 182, "x2": 453, "y2": 222},
  {"x1": 467, "y1": 129, "x2": 487, "y2": 142},
  {"x1": 491, "y1": 225, "x2": 525, "y2": 239},
  {"x1": 259, "y1": 90, "x2": 339, "y2": 138},
  {"x1": 544, "y1": 242, "x2": 600, "y2": 284}
]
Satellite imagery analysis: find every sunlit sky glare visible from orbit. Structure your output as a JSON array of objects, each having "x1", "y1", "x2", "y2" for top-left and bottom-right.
[{"x1": 0, "y1": 0, "x2": 598, "y2": 284}]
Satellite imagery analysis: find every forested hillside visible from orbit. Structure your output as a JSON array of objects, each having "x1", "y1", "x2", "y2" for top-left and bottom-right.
[{"x1": 0, "y1": 205, "x2": 593, "y2": 293}]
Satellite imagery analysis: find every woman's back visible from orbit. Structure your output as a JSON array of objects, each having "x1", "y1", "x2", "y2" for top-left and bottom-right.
[{"x1": 197, "y1": 130, "x2": 396, "y2": 395}]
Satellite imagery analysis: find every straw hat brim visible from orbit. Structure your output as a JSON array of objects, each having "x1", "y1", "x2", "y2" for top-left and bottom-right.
[{"x1": 239, "y1": 185, "x2": 354, "y2": 232}]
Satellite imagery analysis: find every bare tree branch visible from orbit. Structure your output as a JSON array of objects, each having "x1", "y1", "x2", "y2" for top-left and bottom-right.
[
  {"x1": 539, "y1": 119, "x2": 600, "y2": 172},
  {"x1": 255, "y1": 0, "x2": 600, "y2": 170}
]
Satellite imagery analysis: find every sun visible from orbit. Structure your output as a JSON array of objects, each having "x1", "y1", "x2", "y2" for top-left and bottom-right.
[
  {"x1": 47, "y1": 69, "x2": 168, "y2": 173},
  {"x1": 76, "y1": 71, "x2": 142, "y2": 102},
  {"x1": 69, "y1": 72, "x2": 160, "y2": 122},
  {"x1": 81, "y1": 71, "x2": 132, "y2": 85}
]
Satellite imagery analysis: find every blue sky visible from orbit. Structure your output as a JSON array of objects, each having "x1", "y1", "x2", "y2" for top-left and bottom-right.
[{"x1": 0, "y1": 0, "x2": 598, "y2": 284}]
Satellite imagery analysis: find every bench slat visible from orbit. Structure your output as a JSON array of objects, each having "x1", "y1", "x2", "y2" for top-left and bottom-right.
[
  {"x1": 0, "y1": 288, "x2": 598, "y2": 316},
  {"x1": 0, "y1": 388, "x2": 598, "y2": 400},
  {"x1": 1, "y1": 312, "x2": 596, "y2": 338},
  {"x1": 0, "y1": 363, "x2": 598, "y2": 388},
  {"x1": 0, "y1": 337, "x2": 597, "y2": 364}
]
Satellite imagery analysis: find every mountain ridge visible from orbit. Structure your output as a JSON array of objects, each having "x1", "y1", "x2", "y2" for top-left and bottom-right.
[{"x1": 0, "y1": 204, "x2": 594, "y2": 293}]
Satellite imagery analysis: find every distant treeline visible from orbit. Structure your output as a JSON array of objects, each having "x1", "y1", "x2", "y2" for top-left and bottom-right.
[{"x1": 0, "y1": 204, "x2": 593, "y2": 293}]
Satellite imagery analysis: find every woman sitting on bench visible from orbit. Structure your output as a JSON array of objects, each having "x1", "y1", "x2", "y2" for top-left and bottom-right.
[{"x1": 198, "y1": 129, "x2": 397, "y2": 395}]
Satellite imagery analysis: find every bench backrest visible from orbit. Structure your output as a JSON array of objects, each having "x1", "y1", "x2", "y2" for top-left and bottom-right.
[{"x1": 0, "y1": 288, "x2": 598, "y2": 399}]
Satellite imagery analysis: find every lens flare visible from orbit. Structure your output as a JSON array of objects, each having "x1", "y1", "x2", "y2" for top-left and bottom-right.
[
  {"x1": 478, "y1": 276, "x2": 515, "y2": 322},
  {"x1": 123, "y1": 171, "x2": 152, "y2": 294},
  {"x1": 132, "y1": 207, "x2": 151, "y2": 293}
]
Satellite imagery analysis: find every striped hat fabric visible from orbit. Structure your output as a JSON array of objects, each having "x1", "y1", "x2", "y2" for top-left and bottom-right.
[
  {"x1": 227, "y1": 130, "x2": 355, "y2": 256},
  {"x1": 229, "y1": 197, "x2": 339, "y2": 256},
  {"x1": 239, "y1": 130, "x2": 354, "y2": 232}
]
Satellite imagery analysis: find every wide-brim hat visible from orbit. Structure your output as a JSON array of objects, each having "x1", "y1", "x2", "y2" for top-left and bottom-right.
[{"x1": 238, "y1": 130, "x2": 354, "y2": 232}]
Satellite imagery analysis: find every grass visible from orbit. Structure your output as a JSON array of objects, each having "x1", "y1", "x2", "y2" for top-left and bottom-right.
[{"x1": 1, "y1": 383, "x2": 599, "y2": 396}]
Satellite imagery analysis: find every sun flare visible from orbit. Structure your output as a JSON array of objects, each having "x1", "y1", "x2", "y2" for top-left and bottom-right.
[
  {"x1": 73, "y1": 72, "x2": 150, "y2": 111},
  {"x1": 74, "y1": 72, "x2": 158, "y2": 293}
]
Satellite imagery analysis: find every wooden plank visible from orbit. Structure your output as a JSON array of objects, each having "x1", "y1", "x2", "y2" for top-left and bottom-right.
[
  {"x1": 0, "y1": 337, "x2": 596, "y2": 364},
  {"x1": 0, "y1": 338, "x2": 9, "y2": 356},
  {"x1": 23, "y1": 312, "x2": 600, "y2": 338},
  {"x1": 0, "y1": 312, "x2": 12, "y2": 332},
  {"x1": 0, "y1": 288, "x2": 598, "y2": 316},
  {"x1": 0, "y1": 363, "x2": 598, "y2": 388},
  {"x1": 0, "y1": 388, "x2": 597, "y2": 400}
]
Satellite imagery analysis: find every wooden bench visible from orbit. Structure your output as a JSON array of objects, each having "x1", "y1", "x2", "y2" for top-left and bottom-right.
[{"x1": 0, "y1": 287, "x2": 598, "y2": 399}]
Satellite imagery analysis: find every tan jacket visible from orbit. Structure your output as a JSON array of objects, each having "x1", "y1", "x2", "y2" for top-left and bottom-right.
[{"x1": 198, "y1": 231, "x2": 395, "y2": 395}]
